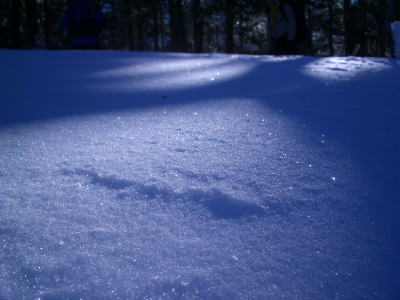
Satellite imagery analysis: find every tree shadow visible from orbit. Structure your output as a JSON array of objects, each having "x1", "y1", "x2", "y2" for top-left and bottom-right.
[
  {"x1": 1, "y1": 50, "x2": 399, "y2": 210},
  {"x1": 1, "y1": 50, "x2": 400, "y2": 295},
  {"x1": 2, "y1": 51, "x2": 399, "y2": 200},
  {"x1": 0, "y1": 50, "x2": 306, "y2": 125}
]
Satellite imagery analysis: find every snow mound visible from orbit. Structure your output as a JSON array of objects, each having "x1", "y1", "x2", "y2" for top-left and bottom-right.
[{"x1": 1, "y1": 50, "x2": 399, "y2": 299}]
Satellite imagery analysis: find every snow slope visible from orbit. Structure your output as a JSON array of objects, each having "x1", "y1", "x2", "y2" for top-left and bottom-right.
[{"x1": 1, "y1": 50, "x2": 400, "y2": 299}]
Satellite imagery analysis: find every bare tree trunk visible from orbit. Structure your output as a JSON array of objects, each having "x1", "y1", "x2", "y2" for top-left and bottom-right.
[
  {"x1": 43, "y1": 0, "x2": 51, "y2": 49},
  {"x1": 152, "y1": 0, "x2": 160, "y2": 51},
  {"x1": 224, "y1": 0, "x2": 234, "y2": 53},
  {"x1": 160, "y1": 0, "x2": 166, "y2": 50},
  {"x1": 358, "y1": 0, "x2": 368, "y2": 56},
  {"x1": 328, "y1": 0, "x2": 334, "y2": 55},
  {"x1": 305, "y1": 3, "x2": 313, "y2": 55},
  {"x1": 394, "y1": 0, "x2": 400, "y2": 20},
  {"x1": 192, "y1": 0, "x2": 204, "y2": 53},
  {"x1": 175, "y1": 0, "x2": 187, "y2": 52},
  {"x1": 25, "y1": 0, "x2": 38, "y2": 49},
  {"x1": 343, "y1": 0, "x2": 354, "y2": 55},
  {"x1": 376, "y1": 0, "x2": 387, "y2": 57},
  {"x1": 238, "y1": 1, "x2": 244, "y2": 53},
  {"x1": 10, "y1": 0, "x2": 21, "y2": 48},
  {"x1": 168, "y1": 0, "x2": 187, "y2": 52}
]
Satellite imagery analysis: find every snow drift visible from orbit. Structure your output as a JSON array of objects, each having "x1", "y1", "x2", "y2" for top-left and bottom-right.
[{"x1": 1, "y1": 50, "x2": 400, "y2": 299}]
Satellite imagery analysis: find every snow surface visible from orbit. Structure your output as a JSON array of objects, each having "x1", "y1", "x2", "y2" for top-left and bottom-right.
[
  {"x1": 392, "y1": 21, "x2": 400, "y2": 58},
  {"x1": 1, "y1": 50, "x2": 400, "y2": 299}
]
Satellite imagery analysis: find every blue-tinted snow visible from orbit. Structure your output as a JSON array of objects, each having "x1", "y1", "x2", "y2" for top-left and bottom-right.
[{"x1": 0, "y1": 50, "x2": 400, "y2": 299}]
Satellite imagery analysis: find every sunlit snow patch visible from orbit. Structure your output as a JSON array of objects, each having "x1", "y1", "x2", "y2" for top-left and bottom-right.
[
  {"x1": 94, "y1": 57, "x2": 233, "y2": 77},
  {"x1": 257, "y1": 55, "x2": 302, "y2": 63},
  {"x1": 301, "y1": 57, "x2": 391, "y2": 82},
  {"x1": 91, "y1": 56, "x2": 256, "y2": 91}
]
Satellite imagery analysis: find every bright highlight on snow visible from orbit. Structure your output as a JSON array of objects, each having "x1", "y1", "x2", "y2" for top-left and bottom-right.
[
  {"x1": 0, "y1": 50, "x2": 399, "y2": 299},
  {"x1": 301, "y1": 56, "x2": 392, "y2": 82},
  {"x1": 91, "y1": 55, "x2": 256, "y2": 91}
]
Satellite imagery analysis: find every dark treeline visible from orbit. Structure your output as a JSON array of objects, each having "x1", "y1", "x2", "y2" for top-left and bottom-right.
[{"x1": 0, "y1": 0, "x2": 399, "y2": 57}]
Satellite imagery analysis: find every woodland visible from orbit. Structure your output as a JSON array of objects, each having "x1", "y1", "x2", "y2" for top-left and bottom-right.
[{"x1": 1, "y1": 0, "x2": 400, "y2": 57}]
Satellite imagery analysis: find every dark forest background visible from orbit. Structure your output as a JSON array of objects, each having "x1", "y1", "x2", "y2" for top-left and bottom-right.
[{"x1": 1, "y1": 0, "x2": 400, "y2": 57}]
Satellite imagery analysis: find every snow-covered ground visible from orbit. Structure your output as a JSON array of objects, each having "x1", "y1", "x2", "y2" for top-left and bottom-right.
[{"x1": 1, "y1": 50, "x2": 400, "y2": 299}]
